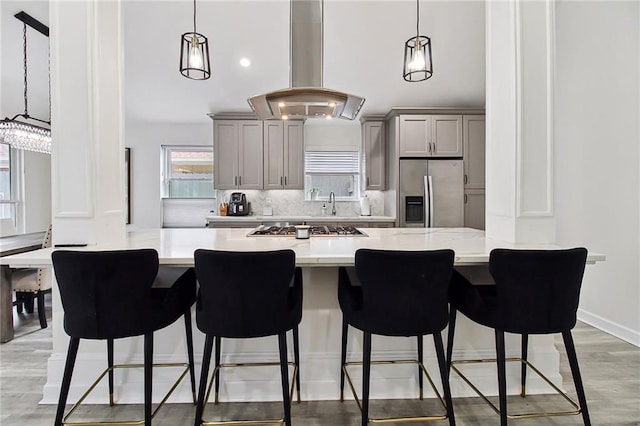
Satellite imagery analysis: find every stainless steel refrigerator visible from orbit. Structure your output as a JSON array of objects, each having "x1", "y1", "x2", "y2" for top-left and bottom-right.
[{"x1": 399, "y1": 159, "x2": 464, "y2": 227}]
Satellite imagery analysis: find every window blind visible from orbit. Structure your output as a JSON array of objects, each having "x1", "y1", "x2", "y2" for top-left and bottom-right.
[{"x1": 304, "y1": 151, "x2": 360, "y2": 174}]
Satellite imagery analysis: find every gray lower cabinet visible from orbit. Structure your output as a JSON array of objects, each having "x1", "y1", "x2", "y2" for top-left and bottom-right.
[
  {"x1": 263, "y1": 121, "x2": 304, "y2": 189},
  {"x1": 464, "y1": 189, "x2": 485, "y2": 230},
  {"x1": 399, "y1": 115, "x2": 463, "y2": 157},
  {"x1": 362, "y1": 120, "x2": 386, "y2": 190},
  {"x1": 214, "y1": 120, "x2": 264, "y2": 190}
]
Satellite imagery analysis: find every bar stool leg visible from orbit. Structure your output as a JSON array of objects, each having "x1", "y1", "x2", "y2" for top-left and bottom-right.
[
  {"x1": 194, "y1": 335, "x2": 214, "y2": 426},
  {"x1": 563, "y1": 331, "x2": 592, "y2": 426},
  {"x1": 144, "y1": 332, "x2": 153, "y2": 426},
  {"x1": 37, "y1": 290, "x2": 48, "y2": 329},
  {"x1": 340, "y1": 316, "x2": 348, "y2": 401},
  {"x1": 434, "y1": 332, "x2": 456, "y2": 426},
  {"x1": 184, "y1": 310, "x2": 197, "y2": 404},
  {"x1": 214, "y1": 336, "x2": 221, "y2": 404},
  {"x1": 495, "y1": 330, "x2": 507, "y2": 426},
  {"x1": 107, "y1": 338, "x2": 115, "y2": 406},
  {"x1": 361, "y1": 331, "x2": 372, "y2": 426},
  {"x1": 521, "y1": 333, "x2": 528, "y2": 397},
  {"x1": 55, "y1": 337, "x2": 80, "y2": 426},
  {"x1": 417, "y1": 335, "x2": 424, "y2": 399},
  {"x1": 446, "y1": 308, "x2": 457, "y2": 376},
  {"x1": 292, "y1": 325, "x2": 301, "y2": 402},
  {"x1": 278, "y1": 332, "x2": 292, "y2": 426}
]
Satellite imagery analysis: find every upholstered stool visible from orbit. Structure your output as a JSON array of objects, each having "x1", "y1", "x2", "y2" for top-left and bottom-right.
[
  {"x1": 339, "y1": 249, "x2": 456, "y2": 426},
  {"x1": 51, "y1": 249, "x2": 197, "y2": 426},
  {"x1": 193, "y1": 249, "x2": 302, "y2": 426},
  {"x1": 447, "y1": 248, "x2": 591, "y2": 425}
]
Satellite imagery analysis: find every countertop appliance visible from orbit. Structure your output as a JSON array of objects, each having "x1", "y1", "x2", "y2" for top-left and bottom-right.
[
  {"x1": 399, "y1": 159, "x2": 464, "y2": 228},
  {"x1": 227, "y1": 192, "x2": 250, "y2": 216},
  {"x1": 248, "y1": 225, "x2": 367, "y2": 237}
]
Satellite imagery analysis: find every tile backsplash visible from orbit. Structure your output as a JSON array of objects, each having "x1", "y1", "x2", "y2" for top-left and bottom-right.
[{"x1": 214, "y1": 190, "x2": 385, "y2": 217}]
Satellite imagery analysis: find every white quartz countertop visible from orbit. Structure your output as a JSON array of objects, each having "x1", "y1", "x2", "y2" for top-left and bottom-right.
[
  {"x1": 205, "y1": 215, "x2": 395, "y2": 222},
  {"x1": 1, "y1": 227, "x2": 605, "y2": 268}
]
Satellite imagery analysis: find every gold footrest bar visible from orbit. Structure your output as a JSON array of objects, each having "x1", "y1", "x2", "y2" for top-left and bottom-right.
[
  {"x1": 343, "y1": 359, "x2": 449, "y2": 424},
  {"x1": 201, "y1": 361, "x2": 299, "y2": 426},
  {"x1": 62, "y1": 362, "x2": 191, "y2": 426},
  {"x1": 450, "y1": 357, "x2": 582, "y2": 419}
]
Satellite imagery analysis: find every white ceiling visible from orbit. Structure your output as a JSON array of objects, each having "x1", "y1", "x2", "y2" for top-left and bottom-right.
[{"x1": 1, "y1": 1, "x2": 486, "y2": 125}]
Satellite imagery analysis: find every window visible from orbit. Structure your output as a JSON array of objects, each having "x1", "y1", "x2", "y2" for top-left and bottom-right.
[
  {"x1": 0, "y1": 144, "x2": 18, "y2": 226},
  {"x1": 304, "y1": 150, "x2": 360, "y2": 201},
  {"x1": 162, "y1": 146, "x2": 214, "y2": 198}
]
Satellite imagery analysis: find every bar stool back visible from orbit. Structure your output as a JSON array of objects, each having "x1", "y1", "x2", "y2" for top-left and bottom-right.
[
  {"x1": 339, "y1": 248, "x2": 456, "y2": 426},
  {"x1": 52, "y1": 249, "x2": 197, "y2": 426},
  {"x1": 447, "y1": 248, "x2": 590, "y2": 425},
  {"x1": 193, "y1": 249, "x2": 303, "y2": 426}
]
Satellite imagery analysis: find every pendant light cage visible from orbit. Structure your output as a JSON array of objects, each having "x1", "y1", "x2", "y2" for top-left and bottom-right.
[
  {"x1": 179, "y1": 0, "x2": 211, "y2": 80},
  {"x1": 403, "y1": 0, "x2": 433, "y2": 82},
  {"x1": 0, "y1": 12, "x2": 52, "y2": 154}
]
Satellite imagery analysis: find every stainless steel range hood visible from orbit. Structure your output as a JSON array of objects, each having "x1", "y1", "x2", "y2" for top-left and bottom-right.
[{"x1": 248, "y1": 0, "x2": 365, "y2": 120}]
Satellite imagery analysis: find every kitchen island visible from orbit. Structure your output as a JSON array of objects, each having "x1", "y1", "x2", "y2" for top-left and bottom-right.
[{"x1": 1, "y1": 227, "x2": 605, "y2": 405}]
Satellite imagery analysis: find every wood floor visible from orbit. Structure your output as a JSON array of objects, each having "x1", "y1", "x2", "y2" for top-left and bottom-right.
[{"x1": 1, "y1": 296, "x2": 639, "y2": 425}]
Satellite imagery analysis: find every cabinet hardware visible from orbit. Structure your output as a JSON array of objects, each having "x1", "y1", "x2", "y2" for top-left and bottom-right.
[
  {"x1": 427, "y1": 142, "x2": 431, "y2": 154},
  {"x1": 280, "y1": 176, "x2": 283, "y2": 186},
  {"x1": 284, "y1": 176, "x2": 287, "y2": 185},
  {"x1": 431, "y1": 142, "x2": 435, "y2": 154},
  {"x1": 464, "y1": 174, "x2": 468, "y2": 185},
  {"x1": 239, "y1": 176, "x2": 242, "y2": 186},
  {"x1": 234, "y1": 176, "x2": 237, "y2": 186},
  {"x1": 366, "y1": 176, "x2": 370, "y2": 186},
  {"x1": 464, "y1": 194, "x2": 468, "y2": 203}
]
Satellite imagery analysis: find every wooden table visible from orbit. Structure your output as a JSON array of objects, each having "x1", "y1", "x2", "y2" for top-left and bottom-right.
[{"x1": 0, "y1": 231, "x2": 46, "y2": 343}]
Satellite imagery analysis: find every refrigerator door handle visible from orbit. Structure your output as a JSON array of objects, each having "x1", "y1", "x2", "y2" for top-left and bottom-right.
[{"x1": 424, "y1": 175, "x2": 434, "y2": 228}]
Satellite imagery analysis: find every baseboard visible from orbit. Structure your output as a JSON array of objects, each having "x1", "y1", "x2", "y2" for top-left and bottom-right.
[{"x1": 578, "y1": 309, "x2": 640, "y2": 347}]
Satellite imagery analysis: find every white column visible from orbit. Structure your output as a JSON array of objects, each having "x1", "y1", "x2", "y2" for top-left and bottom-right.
[
  {"x1": 50, "y1": 0, "x2": 125, "y2": 247},
  {"x1": 485, "y1": 0, "x2": 556, "y2": 243}
]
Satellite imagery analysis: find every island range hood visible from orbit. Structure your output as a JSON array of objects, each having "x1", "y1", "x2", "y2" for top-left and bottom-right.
[{"x1": 248, "y1": 0, "x2": 365, "y2": 121}]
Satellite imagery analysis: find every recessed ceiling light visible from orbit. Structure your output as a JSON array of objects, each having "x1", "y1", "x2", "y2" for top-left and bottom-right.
[{"x1": 239, "y1": 58, "x2": 251, "y2": 67}]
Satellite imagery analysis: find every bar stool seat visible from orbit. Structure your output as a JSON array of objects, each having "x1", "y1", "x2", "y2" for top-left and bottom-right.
[
  {"x1": 447, "y1": 248, "x2": 591, "y2": 426},
  {"x1": 193, "y1": 249, "x2": 303, "y2": 426},
  {"x1": 52, "y1": 249, "x2": 197, "y2": 426},
  {"x1": 339, "y1": 248, "x2": 456, "y2": 426}
]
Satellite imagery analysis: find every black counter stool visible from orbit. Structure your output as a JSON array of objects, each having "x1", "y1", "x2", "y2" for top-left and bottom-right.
[
  {"x1": 51, "y1": 249, "x2": 197, "y2": 426},
  {"x1": 193, "y1": 249, "x2": 302, "y2": 426},
  {"x1": 339, "y1": 249, "x2": 456, "y2": 426},
  {"x1": 447, "y1": 248, "x2": 591, "y2": 425}
]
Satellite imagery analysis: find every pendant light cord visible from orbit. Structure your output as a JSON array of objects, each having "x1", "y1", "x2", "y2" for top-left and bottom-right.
[
  {"x1": 193, "y1": 0, "x2": 197, "y2": 34},
  {"x1": 416, "y1": 0, "x2": 420, "y2": 38},
  {"x1": 22, "y1": 22, "x2": 28, "y2": 117}
]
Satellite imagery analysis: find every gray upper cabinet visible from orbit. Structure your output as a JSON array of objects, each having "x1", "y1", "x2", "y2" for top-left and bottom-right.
[
  {"x1": 362, "y1": 120, "x2": 386, "y2": 190},
  {"x1": 399, "y1": 115, "x2": 462, "y2": 157},
  {"x1": 214, "y1": 120, "x2": 264, "y2": 190},
  {"x1": 263, "y1": 121, "x2": 304, "y2": 189},
  {"x1": 463, "y1": 115, "x2": 486, "y2": 189}
]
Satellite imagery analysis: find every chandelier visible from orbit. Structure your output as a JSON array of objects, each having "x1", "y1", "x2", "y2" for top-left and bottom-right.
[
  {"x1": 403, "y1": 0, "x2": 433, "y2": 82},
  {"x1": 0, "y1": 12, "x2": 51, "y2": 154},
  {"x1": 179, "y1": 0, "x2": 211, "y2": 80}
]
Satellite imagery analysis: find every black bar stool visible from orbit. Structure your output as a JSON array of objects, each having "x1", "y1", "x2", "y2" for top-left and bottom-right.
[
  {"x1": 193, "y1": 249, "x2": 303, "y2": 426},
  {"x1": 51, "y1": 249, "x2": 197, "y2": 426},
  {"x1": 339, "y1": 249, "x2": 456, "y2": 426},
  {"x1": 447, "y1": 248, "x2": 591, "y2": 425}
]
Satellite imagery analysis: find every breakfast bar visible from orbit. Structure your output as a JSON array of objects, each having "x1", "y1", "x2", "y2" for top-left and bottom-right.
[{"x1": 1, "y1": 227, "x2": 605, "y2": 405}]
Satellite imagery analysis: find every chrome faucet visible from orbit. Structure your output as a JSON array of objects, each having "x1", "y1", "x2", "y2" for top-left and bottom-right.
[{"x1": 329, "y1": 191, "x2": 336, "y2": 216}]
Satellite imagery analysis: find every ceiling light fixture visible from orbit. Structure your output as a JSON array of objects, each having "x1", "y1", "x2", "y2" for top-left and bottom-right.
[
  {"x1": 179, "y1": 0, "x2": 211, "y2": 80},
  {"x1": 403, "y1": 0, "x2": 433, "y2": 82},
  {"x1": 0, "y1": 12, "x2": 51, "y2": 154},
  {"x1": 239, "y1": 58, "x2": 251, "y2": 68}
]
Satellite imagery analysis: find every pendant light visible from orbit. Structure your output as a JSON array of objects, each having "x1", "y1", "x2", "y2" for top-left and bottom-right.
[
  {"x1": 179, "y1": 0, "x2": 211, "y2": 80},
  {"x1": 403, "y1": 0, "x2": 433, "y2": 82},
  {"x1": 0, "y1": 12, "x2": 51, "y2": 154}
]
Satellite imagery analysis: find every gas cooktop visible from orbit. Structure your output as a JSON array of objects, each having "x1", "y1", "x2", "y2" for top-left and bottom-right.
[{"x1": 247, "y1": 225, "x2": 367, "y2": 237}]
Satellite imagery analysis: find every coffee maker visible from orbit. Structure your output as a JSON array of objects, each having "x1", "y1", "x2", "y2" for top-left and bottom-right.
[{"x1": 228, "y1": 192, "x2": 249, "y2": 216}]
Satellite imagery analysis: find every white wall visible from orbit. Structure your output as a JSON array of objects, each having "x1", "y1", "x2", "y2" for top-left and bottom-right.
[
  {"x1": 555, "y1": 1, "x2": 640, "y2": 345},
  {"x1": 23, "y1": 151, "x2": 51, "y2": 232},
  {"x1": 125, "y1": 121, "x2": 212, "y2": 228}
]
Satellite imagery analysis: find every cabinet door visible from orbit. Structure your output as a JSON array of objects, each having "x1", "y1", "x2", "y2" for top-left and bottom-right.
[
  {"x1": 214, "y1": 120, "x2": 239, "y2": 189},
  {"x1": 432, "y1": 115, "x2": 463, "y2": 157},
  {"x1": 464, "y1": 189, "x2": 485, "y2": 230},
  {"x1": 283, "y1": 121, "x2": 304, "y2": 189},
  {"x1": 363, "y1": 121, "x2": 386, "y2": 190},
  {"x1": 463, "y1": 115, "x2": 485, "y2": 188},
  {"x1": 263, "y1": 121, "x2": 284, "y2": 189},
  {"x1": 238, "y1": 121, "x2": 264, "y2": 189},
  {"x1": 399, "y1": 115, "x2": 431, "y2": 157}
]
